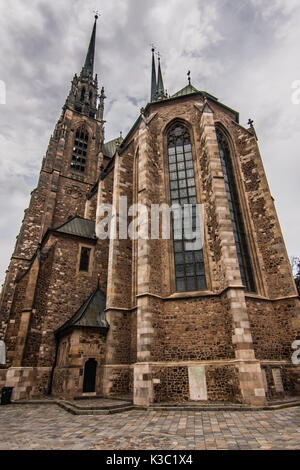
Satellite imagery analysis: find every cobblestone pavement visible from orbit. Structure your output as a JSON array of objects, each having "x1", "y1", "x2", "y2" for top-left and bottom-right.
[{"x1": 0, "y1": 404, "x2": 299, "y2": 450}]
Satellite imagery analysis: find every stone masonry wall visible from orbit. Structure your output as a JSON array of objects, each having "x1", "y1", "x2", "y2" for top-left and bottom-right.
[
  {"x1": 4, "y1": 272, "x2": 29, "y2": 365},
  {"x1": 3, "y1": 367, "x2": 51, "y2": 401},
  {"x1": 106, "y1": 368, "x2": 132, "y2": 396},
  {"x1": 22, "y1": 234, "x2": 107, "y2": 369},
  {"x1": 153, "y1": 366, "x2": 190, "y2": 402},
  {"x1": 152, "y1": 364, "x2": 242, "y2": 403},
  {"x1": 247, "y1": 297, "x2": 298, "y2": 360},
  {"x1": 22, "y1": 246, "x2": 55, "y2": 366},
  {"x1": 235, "y1": 125, "x2": 296, "y2": 298},
  {"x1": 206, "y1": 365, "x2": 242, "y2": 403},
  {"x1": 151, "y1": 294, "x2": 235, "y2": 362}
]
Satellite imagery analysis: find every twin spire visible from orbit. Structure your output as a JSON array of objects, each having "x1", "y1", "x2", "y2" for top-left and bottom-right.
[
  {"x1": 79, "y1": 20, "x2": 177, "y2": 106},
  {"x1": 151, "y1": 48, "x2": 167, "y2": 102}
]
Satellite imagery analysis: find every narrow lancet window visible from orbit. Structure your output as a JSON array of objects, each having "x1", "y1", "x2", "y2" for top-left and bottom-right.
[
  {"x1": 70, "y1": 126, "x2": 89, "y2": 173},
  {"x1": 216, "y1": 129, "x2": 255, "y2": 292},
  {"x1": 168, "y1": 123, "x2": 206, "y2": 292},
  {"x1": 79, "y1": 247, "x2": 91, "y2": 272}
]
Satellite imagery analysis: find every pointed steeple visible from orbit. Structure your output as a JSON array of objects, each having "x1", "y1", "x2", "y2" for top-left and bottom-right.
[
  {"x1": 156, "y1": 56, "x2": 166, "y2": 100},
  {"x1": 81, "y1": 15, "x2": 98, "y2": 78},
  {"x1": 64, "y1": 14, "x2": 103, "y2": 120},
  {"x1": 151, "y1": 48, "x2": 157, "y2": 102}
]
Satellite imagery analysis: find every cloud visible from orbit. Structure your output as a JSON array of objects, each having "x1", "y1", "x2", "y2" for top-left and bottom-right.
[{"x1": 0, "y1": 0, "x2": 299, "y2": 285}]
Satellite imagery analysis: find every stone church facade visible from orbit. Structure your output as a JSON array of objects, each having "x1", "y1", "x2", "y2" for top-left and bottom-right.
[{"x1": 0, "y1": 17, "x2": 299, "y2": 406}]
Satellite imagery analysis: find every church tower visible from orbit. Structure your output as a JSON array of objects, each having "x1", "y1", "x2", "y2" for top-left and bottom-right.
[{"x1": 0, "y1": 16, "x2": 111, "y2": 397}]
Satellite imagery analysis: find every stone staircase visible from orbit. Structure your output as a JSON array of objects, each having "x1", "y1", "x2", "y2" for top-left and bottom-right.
[
  {"x1": 57, "y1": 398, "x2": 134, "y2": 415},
  {"x1": 9, "y1": 394, "x2": 300, "y2": 415}
]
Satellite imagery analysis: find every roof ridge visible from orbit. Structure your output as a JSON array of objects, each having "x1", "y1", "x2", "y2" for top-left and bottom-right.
[
  {"x1": 171, "y1": 83, "x2": 200, "y2": 98},
  {"x1": 52, "y1": 216, "x2": 77, "y2": 232},
  {"x1": 52, "y1": 216, "x2": 94, "y2": 232},
  {"x1": 74, "y1": 287, "x2": 99, "y2": 324}
]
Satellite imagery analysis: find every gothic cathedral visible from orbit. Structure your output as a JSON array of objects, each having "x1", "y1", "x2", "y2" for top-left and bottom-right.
[{"x1": 0, "y1": 17, "x2": 299, "y2": 406}]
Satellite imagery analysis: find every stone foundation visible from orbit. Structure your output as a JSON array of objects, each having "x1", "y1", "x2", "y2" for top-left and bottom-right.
[
  {"x1": 131, "y1": 361, "x2": 264, "y2": 406},
  {"x1": 51, "y1": 365, "x2": 103, "y2": 399},
  {"x1": 261, "y1": 363, "x2": 300, "y2": 398},
  {"x1": 0, "y1": 367, "x2": 51, "y2": 401}
]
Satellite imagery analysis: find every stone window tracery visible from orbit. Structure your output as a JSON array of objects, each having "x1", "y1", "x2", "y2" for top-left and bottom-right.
[
  {"x1": 167, "y1": 123, "x2": 207, "y2": 292},
  {"x1": 216, "y1": 129, "x2": 255, "y2": 292}
]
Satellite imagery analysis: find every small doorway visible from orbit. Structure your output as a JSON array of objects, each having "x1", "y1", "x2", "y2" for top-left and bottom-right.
[{"x1": 83, "y1": 358, "x2": 97, "y2": 393}]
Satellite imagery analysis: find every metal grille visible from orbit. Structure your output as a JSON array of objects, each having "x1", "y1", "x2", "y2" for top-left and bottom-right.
[{"x1": 168, "y1": 124, "x2": 206, "y2": 292}]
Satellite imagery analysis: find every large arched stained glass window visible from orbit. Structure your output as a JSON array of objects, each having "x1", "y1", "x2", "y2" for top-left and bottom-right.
[
  {"x1": 167, "y1": 123, "x2": 207, "y2": 292},
  {"x1": 70, "y1": 126, "x2": 89, "y2": 173},
  {"x1": 216, "y1": 129, "x2": 255, "y2": 292}
]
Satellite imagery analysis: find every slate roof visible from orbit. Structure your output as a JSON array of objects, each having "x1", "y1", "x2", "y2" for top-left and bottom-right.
[
  {"x1": 53, "y1": 217, "x2": 96, "y2": 240},
  {"x1": 55, "y1": 285, "x2": 109, "y2": 336},
  {"x1": 171, "y1": 83, "x2": 200, "y2": 98},
  {"x1": 171, "y1": 84, "x2": 222, "y2": 104},
  {"x1": 103, "y1": 136, "x2": 123, "y2": 159}
]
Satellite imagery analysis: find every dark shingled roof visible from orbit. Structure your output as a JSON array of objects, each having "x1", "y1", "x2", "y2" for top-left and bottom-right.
[
  {"x1": 54, "y1": 217, "x2": 96, "y2": 240},
  {"x1": 171, "y1": 83, "x2": 200, "y2": 98},
  {"x1": 103, "y1": 136, "x2": 123, "y2": 159},
  {"x1": 55, "y1": 285, "x2": 109, "y2": 336}
]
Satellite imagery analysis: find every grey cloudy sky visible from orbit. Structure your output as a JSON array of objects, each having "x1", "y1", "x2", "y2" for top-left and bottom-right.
[{"x1": 0, "y1": 0, "x2": 299, "y2": 285}]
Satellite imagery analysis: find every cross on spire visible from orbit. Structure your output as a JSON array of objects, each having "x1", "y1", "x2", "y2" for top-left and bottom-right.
[{"x1": 187, "y1": 70, "x2": 191, "y2": 85}]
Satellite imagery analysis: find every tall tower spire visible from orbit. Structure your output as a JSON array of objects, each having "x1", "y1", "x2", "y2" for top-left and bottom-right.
[
  {"x1": 156, "y1": 55, "x2": 166, "y2": 100},
  {"x1": 64, "y1": 14, "x2": 103, "y2": 120},
  {"x1": 151, "y1": 47, "x2": 157, "y2": 102},
  {"x1": 81, "y1": 14, "x2": 98, "y2": 78}
]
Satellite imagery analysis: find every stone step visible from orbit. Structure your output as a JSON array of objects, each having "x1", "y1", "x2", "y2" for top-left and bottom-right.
[
  {"x1": 65, "y1": 401, "x2": 133, "y2": 411},
  {"x1": 149, "y1": 400, "x2": 300, "y2": 412},
  {"x1": 57, "y1": 400, "x2": 134, "y2": 415},
  {"x1": 73, "y1": 395, "x2": 133, "y2": 403}
]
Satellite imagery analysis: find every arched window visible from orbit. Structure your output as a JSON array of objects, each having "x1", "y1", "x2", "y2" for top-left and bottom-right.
[
  {"x1": 167, "y1": 123, "x2": 207, "y2": 292},
  {"x1": 70, "y1": 126, "x2": 89, "y2": 173},
  {"x1": 216, "y1": 129, "x2": 255, "y2": 292}
]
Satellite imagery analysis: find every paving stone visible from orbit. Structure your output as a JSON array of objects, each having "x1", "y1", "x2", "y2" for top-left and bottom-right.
[{"x1": 0, "y1": 404, "x2": 299, "y2": 450}]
